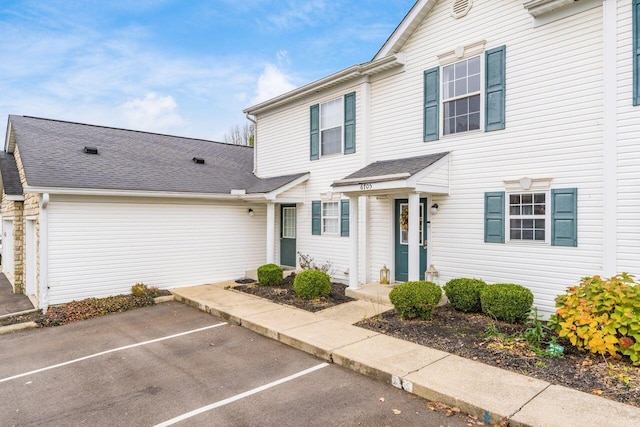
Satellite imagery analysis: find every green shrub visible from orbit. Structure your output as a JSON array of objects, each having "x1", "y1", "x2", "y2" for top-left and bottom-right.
[
  {"x1": 551, "y1": 274, "x2": 640, "y2": 364},
  {"x1": 257, "y1": 263, "x2": 283, "y2": 286},
  {"x1": 293, "y1": 270, "x2": 331, "y2": 300},
  {"x1": 389, "y1": 281, "x2": 442, "y2": 320},
  {"x1": 444, "y1": 278, "x2": 487, "y2": 313},
  {"x1": 480, "y1": 283, "x2": 533, "y2": 323}
]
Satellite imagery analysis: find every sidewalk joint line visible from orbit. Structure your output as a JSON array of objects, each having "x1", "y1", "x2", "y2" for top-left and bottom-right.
[{"x1": 507, "y1": 383, "x2": 552, "y2": 420}]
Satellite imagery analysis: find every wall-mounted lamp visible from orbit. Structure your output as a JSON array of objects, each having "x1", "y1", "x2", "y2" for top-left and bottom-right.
[
  {"x1": 248, "y1": 208, "x2": 254, "y2": 217},
  {"x1": 430, "y1": 203, "x2": 439, "y2": 214}
]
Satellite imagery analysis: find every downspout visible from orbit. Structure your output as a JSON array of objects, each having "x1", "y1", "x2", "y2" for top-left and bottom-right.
[
  {"x1": 39, "y1": 193, "x2": 49, "y2": 312},
  {"x1": 246, "y1": 113, "x2": 258, "y2": 175}
]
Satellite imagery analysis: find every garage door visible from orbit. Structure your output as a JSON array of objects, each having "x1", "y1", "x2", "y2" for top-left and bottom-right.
[{"x1": 47, "y1": 198, "x2": 266, "y2": 304}]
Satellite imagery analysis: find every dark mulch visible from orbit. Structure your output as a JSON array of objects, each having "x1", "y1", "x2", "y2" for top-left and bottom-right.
[
  {"x1": 234, "y1": 272, "x2": 354, "y2": 312},
  {"x1": 356, "y1": 305, "x2": 639, "y2": 408}
]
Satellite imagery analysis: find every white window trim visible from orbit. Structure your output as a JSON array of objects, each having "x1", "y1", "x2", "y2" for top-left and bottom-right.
[
  {"x1": 322, "y1": 201, "x2": 340, "y2": 235},
  {"x1": 320, "y1": 97, "x2": 344, "y2": 157},
  {"x1": 506, "y1": 191, "x2": 550, "y2": 244},
  {"x1": 440, "y1": 54, "x2": 485, "y2": 138}
]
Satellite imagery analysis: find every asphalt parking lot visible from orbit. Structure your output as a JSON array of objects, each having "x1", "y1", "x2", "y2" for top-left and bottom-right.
[{"x1": 0, "y1": 302, "x2": 469, "y2": 426}]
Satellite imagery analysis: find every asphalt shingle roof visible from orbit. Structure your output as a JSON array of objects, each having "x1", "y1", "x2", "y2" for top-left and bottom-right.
[
  {"x1": 7, "y1": 115, "x2": 305, "y2": 195},
  {"x1": 0, "y1": 152, "x2": 23, "y2": 196},
  {"x1": 332, "y1": 152, "x2": 449, "y2": 186}
]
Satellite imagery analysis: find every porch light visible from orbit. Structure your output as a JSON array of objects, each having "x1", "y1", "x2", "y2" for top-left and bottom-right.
[
  {"x1": 430, "y1": 203, "x2": 439, "y2": 214},
  {"x1": 380, "y1": 265, "x2": 390, "y2": 284},
  {"x1": 248, "y1": 208, "x2": 254, "y2": 217}
]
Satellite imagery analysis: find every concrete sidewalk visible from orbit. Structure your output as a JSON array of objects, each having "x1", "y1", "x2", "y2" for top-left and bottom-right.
[
  {"x1": 172, "y1": 282, "x2": 640, "y2": 427},
  {"x1": 0, "y1": 273, "x2": 35, "y2": 316}
]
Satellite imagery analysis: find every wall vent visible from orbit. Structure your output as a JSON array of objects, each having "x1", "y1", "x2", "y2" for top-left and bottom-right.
[
  {"x1": 192, "y1": 157, "x2": 205, "y2": 164},
  {"x1": 83, "y1": 146, "x2": 98, "y2": 154},
  {"x1": 451, "y1": 0, "x2": 472, "y2": 19}
]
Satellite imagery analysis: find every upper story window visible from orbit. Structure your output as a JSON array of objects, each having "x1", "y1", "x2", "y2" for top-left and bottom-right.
[
  {"x1": 320, "y1": 98, "x2": 343, "y2": 156},
  {"x1": 442, "y1": 56, "x2": 481, "y2": 135},
  {"x1": 310, "y1": 92, "x2": 356, "y2": 160},
  {"x1": 508, "y1": 192, "x2": 547, "y2": 242}
]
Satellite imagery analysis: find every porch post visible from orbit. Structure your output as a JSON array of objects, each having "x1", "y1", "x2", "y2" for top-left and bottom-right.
[
  {"x1": 408, "y1": 193, "x2": 420, "y2": 281},
  {"x1": 266, "y1": 202, "x2": 275, "y2": 264},
  {"x1": 349, "y1": 195, "x2": 359, "y2": 289},
  {"x1": 358, "y1": 196, "x2": 369, "y2": 284}
]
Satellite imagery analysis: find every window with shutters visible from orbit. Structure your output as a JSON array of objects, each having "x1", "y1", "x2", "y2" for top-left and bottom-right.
[
  {"x1": 322, "y1": 201, "x2": 340, "y2": 234},
  {"x1": 320, "y1": 98, "x2": 343, "y2": 156},
  {"x1": 442, "y1": 56, "x2": 481, "y2": 135},
  {"x1": 508, "y1": 192, "x2": 548, "y2": 242}
]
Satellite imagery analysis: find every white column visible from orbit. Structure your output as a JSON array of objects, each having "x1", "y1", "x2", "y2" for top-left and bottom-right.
[
  {"x1": 266, "y1": 202, "x2": 275, "y2": 264},
  {"x1": 349, "y1": 196, "x2": 359, "y2": 289},
  {"x1": 408, "y1": 193, "x2": 420, "y2": 281},
  {"x1": 359, "y1": 196, "x2": 369, "y2": 284}
]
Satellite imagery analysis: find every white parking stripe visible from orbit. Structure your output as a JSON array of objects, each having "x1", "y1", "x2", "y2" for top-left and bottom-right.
[
  {"x1": 155, "y1": 362, "x2": 330, "y2": 427},
  {"x1": 0, "y1": 322, "x2": 228, "y2": 384}
]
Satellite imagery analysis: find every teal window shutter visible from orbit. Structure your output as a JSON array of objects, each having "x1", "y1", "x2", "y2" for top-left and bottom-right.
[
  {"x1": 312, "y1": 201, "x2": 321, "y2": 235},
  {"x1": 344, "y1": 92, "x2": 356, "y2": 154},
  {"x1": 485, "y1": 45, "x2": 506, "y2": 131},
  {"x1": 423, "y1": 67, "x2": 439, "y2": 141},
  {"x1": 340, "y1": 199, "x2": 350, "y2": 237},
  {"x1": 551, "y1": 188, "x2": 577, "y2": 247},
  {"x1": 634, "y1": 0, "x2": 640, "y2": 106},
  {"x1": 485, "y1": 192, "x2": 505, "y2": 243},
  {"x1": 310, "y1": 104, "x2": 320, "y2": 160}
]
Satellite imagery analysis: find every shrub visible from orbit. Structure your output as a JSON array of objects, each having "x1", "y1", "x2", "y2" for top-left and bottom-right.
[
  {"x1": 551, "y1": 274, "x2": 640, "y2": 364},
  {"x1": 444, "y1": 278, "x2": 487, "y2": 313},
  {"x1": 131, "y1": 282, "x2": 149, "y2": 297},
  {"x1": 480, "y1": 283, "x2": 533, "y2": 323},
  {"x1": 389, "y1": 281, "x2": 442, "y2": 321},
  {"x1": 257, "y1": 263, "x2": 283, "y2": 286},
  {"x1": 293, "y1": 269, "x2": 331, "y2": 300}
]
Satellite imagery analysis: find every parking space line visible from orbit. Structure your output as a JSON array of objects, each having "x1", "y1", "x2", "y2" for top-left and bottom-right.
[
  {"x1": 155, "y1": 362, "x2": 330, "y2": 427},
  {"x1": 0, "y1": 322, "x2": 228, "y2": 384}
]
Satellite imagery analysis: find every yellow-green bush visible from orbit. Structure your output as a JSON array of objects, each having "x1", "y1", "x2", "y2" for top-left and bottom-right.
[
  {"x1": 293, "y1": 269, "x2": 331, "y2": 300},
  {"x1": 551, "y1": 273, "x2": 640, "y2": 364},
  {"x1": 389, "y1": 281, "x2": 442, "y2": 320},
  {"x1": 480, "y1": 283, "x2": 533, "y2": 323},
  {"x1": 257, "y1": 263, "x2": 283, "y2": 286},
  {"x1": 444, "y1": 278, "x2": 487, "y2": 313}
]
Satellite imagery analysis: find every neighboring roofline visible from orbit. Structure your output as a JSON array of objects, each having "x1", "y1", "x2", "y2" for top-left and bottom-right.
[
  {"x1": 6, "y1": 115, "x2": 242, "y2": 149},
  {"x1": 374, "y1": 0, "x2": 437, "y2": 60},
  {"x1": 23, "y1": 186, "x2": 253, "y2": 201},
  {"x1": 243, "y1": 53, "x2": 405, "y2": 115},
  {"x1": 264, "y1": 173, "x2": 309, "y2": 200}
]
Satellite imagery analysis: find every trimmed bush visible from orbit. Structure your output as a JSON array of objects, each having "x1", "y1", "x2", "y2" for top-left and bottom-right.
[
  {"x1": 257, "y1": 263, "x2": 283, "y2": 286},
  {"x1": 480, "y1": 283, "x2": 533, "y2": 323},
  {"x1": 444, "y1": 278, "x2": 487, "y2": 313},
  {"x1": 389, "y1": 281, "x2": 442, "y2": 320},
  {"x1": 551, "y1": 274, "x2": 640, "y2": 364},
  {"x1": 293, "y1": 269, "x2": 331, "y2": 300}
]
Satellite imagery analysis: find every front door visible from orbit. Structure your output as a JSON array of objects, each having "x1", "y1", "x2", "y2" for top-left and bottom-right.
[
  {"x1": 394, "y1": 199, "x2": 427, "y2": 282},
  {"x1": 280, "y1": 205, "x2": 296, "y2": 267}
]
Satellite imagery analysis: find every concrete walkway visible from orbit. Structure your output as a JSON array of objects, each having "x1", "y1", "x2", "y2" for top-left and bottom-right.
[
  {"x1": 0, "y1": 273, "x2": 34, "y2": 316},
  {"x1": 171, "y1": 282, "x2": 640, "y2": 427}
]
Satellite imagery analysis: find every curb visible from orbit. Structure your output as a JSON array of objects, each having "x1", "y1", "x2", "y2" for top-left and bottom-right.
[
  {"x1": 154, "y1": 295, "x2": 174, "y2": 304},
  {"x1": 0, "y1": 321, "x2": 38, "y2": 335}
]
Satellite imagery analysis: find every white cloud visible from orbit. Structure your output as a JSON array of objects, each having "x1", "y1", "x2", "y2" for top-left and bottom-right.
[
  {"x1": 251, "y1": 64, "x2": 297, "y2": 105},
  {"x1": 119, "y1": 93, "x2": 186, "y2": 134}
]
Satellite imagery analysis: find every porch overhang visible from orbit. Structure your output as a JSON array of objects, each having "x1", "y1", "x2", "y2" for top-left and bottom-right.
[{"x1": 331, "y1": 152, "x2": 450, "y2": 196}]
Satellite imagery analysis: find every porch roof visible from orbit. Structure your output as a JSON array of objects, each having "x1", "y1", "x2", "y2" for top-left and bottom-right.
[{"x1": 331, "y1": 152, "x2": 450, "y2": 195}]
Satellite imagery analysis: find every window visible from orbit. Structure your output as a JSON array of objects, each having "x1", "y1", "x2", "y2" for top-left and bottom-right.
[
  {"x1": 322, "y1": 202, "x2": 339, "y2": 234},
  {"x1": 320, "y1": 98, "x2": 343, "y2": 156},
  {"x1": 508, "y1": 193, "x2": 546, "y2": 242},
  {"x1": 442, "y1": 56, "x2": 481, "y2": 135}
]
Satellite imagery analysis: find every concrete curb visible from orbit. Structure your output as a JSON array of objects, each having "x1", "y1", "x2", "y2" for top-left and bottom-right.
[
  {"x1": 153, "y1": 295, "x2": 174, "y2": 304},
  {"x1": 0, "y1": 308, "x2": 39, "y2": 320},
  {"x1": 0, "y1": 321, "x2": 38, "y2": 335},
  {"x1": 171, "y1": 286, "x2": 640, "y2": 427}
]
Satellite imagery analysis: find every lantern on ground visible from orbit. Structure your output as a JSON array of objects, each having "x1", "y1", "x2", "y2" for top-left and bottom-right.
[{"x1": 380, "y1": 265, "x2": 390, "y2": 284}]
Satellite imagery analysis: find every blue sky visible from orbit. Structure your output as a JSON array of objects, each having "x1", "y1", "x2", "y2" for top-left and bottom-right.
[{"x1": 0, "y1": 0, "x2": 415, "y2": 141}]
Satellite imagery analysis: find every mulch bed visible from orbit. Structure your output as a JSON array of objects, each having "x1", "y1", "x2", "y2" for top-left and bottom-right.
[
  {"x1": 233, "y1": 272, "x2": 354, "y2": 312},
  {"x1": 356, "y1": 305, "x2": 640, "y2": 408}
]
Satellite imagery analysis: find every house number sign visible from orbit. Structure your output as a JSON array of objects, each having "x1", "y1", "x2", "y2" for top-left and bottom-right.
[{"x1": 360, "y1": 183, "x2": 373, "y2": 190}]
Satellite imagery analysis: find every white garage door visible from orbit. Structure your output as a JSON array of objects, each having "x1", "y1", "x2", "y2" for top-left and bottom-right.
[{"x1": 47, "y1": 198, "x2": 266, "y2": 305}]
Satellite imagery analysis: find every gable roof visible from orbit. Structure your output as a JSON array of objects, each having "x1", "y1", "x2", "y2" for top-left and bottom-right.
[
  {"x1": 0, "y1": 151, "x2": 24, "y2": 197},
  {"x1": 5, "y1": 115, "x2": 305, "y2": 196}
]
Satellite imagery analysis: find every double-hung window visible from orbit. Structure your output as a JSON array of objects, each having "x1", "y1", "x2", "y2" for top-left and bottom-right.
[
  {"x1": 442, "y1": 56, "x2": 481, "y2": 135},
  {"x1": 508, "y1": 193, "x2": 547, "y2": 242},
  {"x1": 320, "y1": 98, "x2": 343, "y2": 156},
  {"x1": 322, "y1": 201, "x2": 340, "y2": 234}
]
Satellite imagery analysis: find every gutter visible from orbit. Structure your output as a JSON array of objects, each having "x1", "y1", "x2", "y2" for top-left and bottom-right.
[{"x1": 23, "y1": 186, "x2": 249, "y2": 201}]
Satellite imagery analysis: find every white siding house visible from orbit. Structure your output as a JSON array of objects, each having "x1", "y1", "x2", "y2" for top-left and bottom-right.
[{"x1": 245, "y1": 0, "x2": 640, "y2": 316}]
